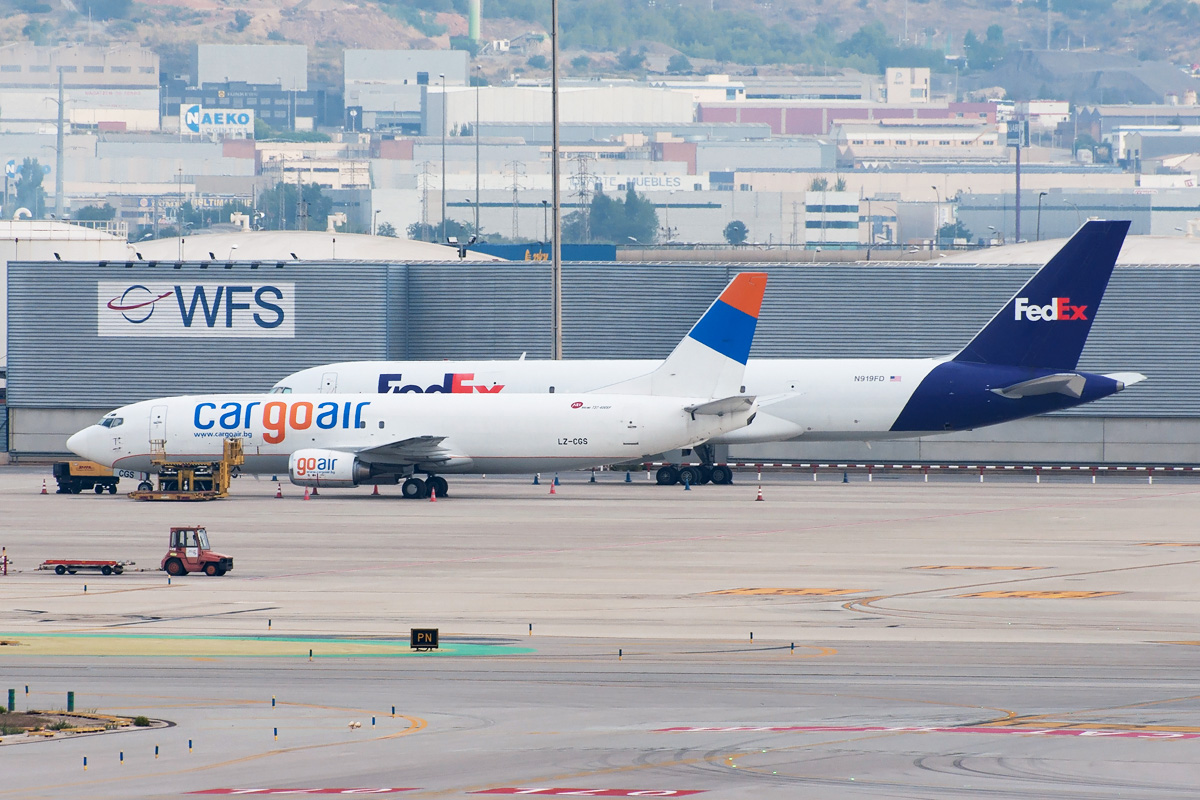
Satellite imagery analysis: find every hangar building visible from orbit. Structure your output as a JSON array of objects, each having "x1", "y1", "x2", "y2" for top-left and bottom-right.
[{"x1": 5, "y1": 232, "x2": 1200, "y2": 464}]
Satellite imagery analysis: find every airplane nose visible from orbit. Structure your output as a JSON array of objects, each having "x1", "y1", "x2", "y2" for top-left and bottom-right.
[{"x1": 66, "y1": 428, "x2": 101, "y2": 463}]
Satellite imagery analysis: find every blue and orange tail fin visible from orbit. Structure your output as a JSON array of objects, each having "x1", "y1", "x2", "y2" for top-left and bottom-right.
[
  {"x1": 600, "y1": 272, "x2": 767, "y2": 399},
  {"x1": 953, "y1": 220, "x2": 1129, "y2": 370}
]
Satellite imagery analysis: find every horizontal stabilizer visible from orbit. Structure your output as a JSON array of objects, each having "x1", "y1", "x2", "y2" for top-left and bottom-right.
[
  {"x1": 685, "y1": 395, "x2": 756, "y2": 417},
  {"x1": 990, "y1": 373, "x2": 1085, "y2": 399},
  {"x1": 354, "y1": 435, "x2": 453, "y2": 464},
  {"x1": 1104, "y1": 372, "x2": 1148, "y2": 391}
]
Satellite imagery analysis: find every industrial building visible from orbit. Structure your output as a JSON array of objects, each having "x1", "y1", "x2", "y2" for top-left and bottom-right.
[{"x1": 5, "y1": 239, "x2": 1199, "y2": 466}]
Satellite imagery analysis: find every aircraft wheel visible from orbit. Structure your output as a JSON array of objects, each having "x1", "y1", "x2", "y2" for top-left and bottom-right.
[
  {"x1": 698, "y1": 465, "x2": 713, "y2": 485},
  {"x1": 427, "y1": 476, "x2": 449, "y2": 498},
  {"x1": 138, "y1": 481, "x2": 153, "y2": 492},
  {"x1": 678, "y1": 466, "x2": 702, "y2": 487},
  {"x1": 164, "y1": 558, "x2": 186, "y2": 576},
  {"x1": 401, "y1": 477, "x2": 428, "y2": 499},
  {"x1": 655, "y1": 466, "x2": 679, "y2": 486},
  {"x1": 709, "y1": 465, "x2": 734, "y2": 485}
]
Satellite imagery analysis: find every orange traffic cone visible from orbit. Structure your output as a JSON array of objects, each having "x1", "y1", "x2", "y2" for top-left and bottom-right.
[
  {"x1": 371, "y1": 484, "x2": 380, "y2": 496},
  {"x1": 755, "y1": 485, "x2": 764, "y2": 501},
  {"x1": 303, "y1": 486, "x2": 310, "y2": 501},
  {"x1": 429, "y1": 487, "x2": 437, "y2": 503},
  {"x1": 41, "y1": 478, "x2": 48, "y2": 495},
  {"x1": 311, "y1": 485, "x2": 319, "y2": 496},
  {"x1": 549, "y1": 482, "x2": 556, "y2": 495},
  {"x1": 275, "y1": 483, "x2": 283, "y2": 499}
]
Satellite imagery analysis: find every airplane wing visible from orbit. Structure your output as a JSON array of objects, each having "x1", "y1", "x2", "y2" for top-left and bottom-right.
[
  {"x1": 351, "y1": 435, "x2": 455, "y2": 465},
  {"x1": 990, "y1": 373, "x2": 1087, "y2": 399}
]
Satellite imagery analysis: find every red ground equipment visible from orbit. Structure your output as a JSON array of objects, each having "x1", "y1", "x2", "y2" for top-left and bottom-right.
[
  {"x1": 39, "y1": 559, "x2": 133, "y2": 576},
  {"x1": 160, "y1": 526, "x2": 233, "y2": 577}
]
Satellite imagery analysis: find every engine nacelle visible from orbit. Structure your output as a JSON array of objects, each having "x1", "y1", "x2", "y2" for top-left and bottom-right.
[{"x1": 288, "y1": 449, "x2": 371, "y2": 487}]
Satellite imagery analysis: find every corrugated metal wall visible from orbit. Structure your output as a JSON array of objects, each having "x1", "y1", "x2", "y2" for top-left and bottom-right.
[
  {"x1": 7, "y1": 260, "x2": 1199, "y2": 419},
  {"x1": 7, "y1": 261, "x2": 391, "y2": 407}
]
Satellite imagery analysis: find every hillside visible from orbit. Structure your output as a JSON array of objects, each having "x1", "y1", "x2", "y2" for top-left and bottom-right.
[{"x1": 3, "y1": 0, "x2": 1197, "y2": 93}]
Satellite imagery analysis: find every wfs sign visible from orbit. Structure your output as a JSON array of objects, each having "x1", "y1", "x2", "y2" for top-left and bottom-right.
[
  {"x1": 98, "y1": 281, "x2": 295, "y2": 338},
  {"x1": 180, "y1": 105, "x2": 254, "y2": 136}
]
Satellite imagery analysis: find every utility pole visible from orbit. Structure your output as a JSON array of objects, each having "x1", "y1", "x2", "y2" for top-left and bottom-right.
[
  {"x1": 506, "y1": 160, "x2": 525, "y2": 240},
  {"x1": 474, "y1": 65, "x2": 481, "y2": 237},
  {"x1": 419, "y1": 161, "x2": 433, "y2": 234},
  {"x1": 439, "y1": 73, "x2": 447, "y2": 243},
  {"x1": 55, "y1": 68, "x2": 64, "y2": 220}
]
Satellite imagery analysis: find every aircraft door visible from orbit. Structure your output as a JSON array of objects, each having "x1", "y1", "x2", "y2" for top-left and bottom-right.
[
  {"x1": 623, "y1": 416, "x2": 641, "y2": 446},
  {"x1": 320, "y1": 372, "x2": 338, "y2": 393},
  {"x1": 149, "y1": 405, "x2": 168, "y2": 442}
]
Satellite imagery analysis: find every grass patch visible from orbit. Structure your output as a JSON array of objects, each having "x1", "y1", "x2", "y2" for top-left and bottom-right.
[{"x1": 133, "y1": 715, "x2": 151, "y2": 727}]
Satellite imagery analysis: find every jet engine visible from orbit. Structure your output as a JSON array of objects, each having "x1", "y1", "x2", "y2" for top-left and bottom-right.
[{"x1": 288, "y1": 449, "x2": 372, "y2": 487}]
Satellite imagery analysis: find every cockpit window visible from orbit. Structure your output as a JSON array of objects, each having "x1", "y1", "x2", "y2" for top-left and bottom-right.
[
  {"x1": 270, "y1": 386, "x2": 292, "y2": 394},
  {"x1": 98, "y1": 417, "x2": 124, "y2": 428}
]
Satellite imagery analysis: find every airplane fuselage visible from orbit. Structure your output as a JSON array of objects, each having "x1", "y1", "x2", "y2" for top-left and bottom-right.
[
  {"x1": 68, "y1": 391, "x2": 757, "y2": 476},
  {"x1": 274, "y1": 358, "x2": 1129, "y2": 443}
]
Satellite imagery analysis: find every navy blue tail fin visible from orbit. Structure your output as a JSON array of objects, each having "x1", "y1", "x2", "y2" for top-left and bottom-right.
[{"x1": 953, "y1": 219, "x2": 1130, "y2": 370}]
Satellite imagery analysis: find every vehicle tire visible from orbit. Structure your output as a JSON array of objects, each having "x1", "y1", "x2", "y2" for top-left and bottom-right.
[
  {"x1": 214, "y1": 567, "x2": 226, "y2": 576},
  {"x1": 204, "y1": 563, "x2": 218, "y2": 577},
  {"x1": 67, "y1": 569, "x2": 77, "y2": 574},
  {"x1": 54, "y1": 565, "x2": 67, "y2": 575},
  {"x1": 69, "y1": 483, "x2": 82, "y2": 494},
  {"x1": 108, "y1": 484, "x2": 118, "y2": 494},
  {"x1": 101, "y1": 565, "x2": 112, "y2": 575},
  {"x1": 698, "y1": 465, "x2": 714, "y2": 485},
  {"x1": 114, "y1": 566, "x2": 124, "y2": 574},
  {"x1": 94, "y1": 484, "x2": 105, "y2": 494},
  {"x1": 164, "y1": 558, "x2": 185, "y2": 576},
  {"x1": 428, "y1": 476, "x2": 449, "y2": 498},
  {"x1": 710, "y1": 465, "x2": 734, "y2": 485},
  {"x1": 678, "y1": 466, "x2": 702, "y2": 487},
  {"x1": 138, "y1": 481, "x2": 153, "y2": 492},
  {"x1": 401, "y1": 477, "x2": 428, "y2": 499},
  {"x1": 655, "y1": 466, "x2": 679, "y2": 486}
]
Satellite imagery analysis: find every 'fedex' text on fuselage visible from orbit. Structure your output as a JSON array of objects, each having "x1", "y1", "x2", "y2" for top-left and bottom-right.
[{"x1": 377, "y1": 372, "x2": 505, "y2": 394}]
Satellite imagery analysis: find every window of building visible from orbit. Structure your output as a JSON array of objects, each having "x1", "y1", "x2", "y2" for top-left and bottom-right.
[
  {"x1": 0, "y1": 65, "x2": 19, "y2": 73},
  {"x1": 917, "y1": 140, "x2": 929, "y2": 145},
  {"x1": 873, "y1": 140, "x2": 885, "y2": 145},
  {"x1": 983, "y1": 139, "x2": 995, "y2": 145},
  {"x1": 140, "y1": 66, "x2": 155, "y2": 74},
  {"x1": 896, "y1": 140, "x2": 907, "y2": 145},
  {"x1": 84, "y1": 65, "x2": 104, "y2": 73},
  {"x1": 851, "y1": 139, "x2": 864, "y2": 145},
  {"x1": 939, "y1": 140, "x2": 950, "y2": 145},
  {"x1": 59, "y1": 65, "x2": 77, "y2": 72},
  {"x1": 30, "y1": 65, "x2": 50, "y2": 72},
  {"x1": 111, "y1": 65, "x2": 131, "y2": 73}
]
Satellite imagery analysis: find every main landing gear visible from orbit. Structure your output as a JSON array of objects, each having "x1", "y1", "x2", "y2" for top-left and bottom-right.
[
  {"x1": 400, "y1": 475, "x2": 449, "y2": 499},
  {"x1": 655, "y1": 444, "x2": 734, "y2": 486}
]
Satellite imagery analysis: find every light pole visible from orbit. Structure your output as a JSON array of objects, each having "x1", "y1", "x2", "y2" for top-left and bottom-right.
[
  {"x1": 373, "y1": 209, "x2": 381, "y2": 236},
  {"x1": 1036, "y1": 191, "x2": 1048, "y2": 241},
  {"x1": 439, "y1": 73, "x2": 447, "y2": 243},
  {"x1": 931, "y1": 185, "x2": 941, "y2": 248},
  {"x1": 1064, "y1": 199, "x2": 1081, "y2": 226},
  {"x1": 541, "y1": 199, "x2": 549, "y2": 243},
  {"x1": 663, "y1": 190, "x2": 676, "y2": 243},
  {"x1": 550, "y1": 0, "x2": 563, "y2": 360},
  {"x1": 474, "y1": 65, "x2": 481, "y2": 239}
]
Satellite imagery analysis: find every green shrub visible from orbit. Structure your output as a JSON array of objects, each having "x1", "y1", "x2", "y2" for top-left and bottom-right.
[{"x1": 133, "y1": 715, "x2": 150, "y2": 727}]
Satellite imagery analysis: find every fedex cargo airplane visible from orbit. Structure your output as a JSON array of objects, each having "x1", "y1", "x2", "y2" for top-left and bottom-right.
[
  {"x1": 67, "y1": 274, "x2": 767, "y2": 499},
  {"x1": 273, "y1": 220, "x2": 1145, "y2": 487}
]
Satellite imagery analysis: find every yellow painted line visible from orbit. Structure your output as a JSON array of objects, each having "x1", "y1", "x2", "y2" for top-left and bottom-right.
[
  {"x1": 957, "y1": 590, "x2": 1122, "y2": 599},
  {"x1": 911, "y1": 565, "x2": 1049, "y2": 571},
  {"x1": 706, "y1": 587, "x2": 861, "y2": 596},
  {"x1": 1138, "y1": 542, "x2": 1200, "y2": 547}
]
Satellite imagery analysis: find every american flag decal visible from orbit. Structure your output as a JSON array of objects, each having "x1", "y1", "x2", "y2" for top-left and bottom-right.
[{"x1": 890, "y1": 375, "x2": 902, "y2": 382}]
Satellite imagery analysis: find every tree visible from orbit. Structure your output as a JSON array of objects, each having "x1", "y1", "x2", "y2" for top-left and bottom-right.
[
  {"x1": 377, "y1": 221, "x2": 398, "y2": 237},
  {"x1": 406, "y1": 218, "x2": 476, "y2": 242},
  {"x1": 74, "y1": 203, "x2": 116, "y2": 221},
  {"x1": 14, "y1": 157, "x2": 46, "y2": 219},
  {"x1": 80, "y1": 0, "x2": 131, "y2": 20},
  {"x1": 938, "y1": 220, "x2": 972, "y2": 244},
  {"x1": 617, "y1": 47, "x2": 646, "y2": 71},
  {"x1": 964, "y1": 25, "x2": 1007, "y2": 71},
  {"x1": 232, "y1": 10, "x2": 252, "y2": 31},
  {"x1": 563, "y1": 184, "x2": 658, "y2": 244},
  {"x1": 723, "y1": 220, "x2": 748, "y2": 245},
  {"x1": 256, "y1": 182, "x2": 332, "y2": 231},
  {"x1": 571, "y1": 55, "x2": 591, "y2": 71},
  {"x1": 809, "y1": 176, "x2": 829, "y2": 191},
  {"x1": 527, "y1": 54, "x2": 549, "y2": 69},
  {"x1": 667, "y1": 53, "x2": 692, "y2": 73}
]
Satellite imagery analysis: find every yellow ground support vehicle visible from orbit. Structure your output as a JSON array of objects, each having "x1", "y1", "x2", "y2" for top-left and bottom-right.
[
  {"x1": 128, "y1": 438, "x2": 245, "y2": 501},
  {"x1": 51, "y1": 461, "x2": 119, "y2": 494}
]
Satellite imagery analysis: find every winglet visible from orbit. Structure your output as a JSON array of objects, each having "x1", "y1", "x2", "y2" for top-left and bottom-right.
[{"x1": 598, "y1": 272, "x2": 768, "y2": 399}]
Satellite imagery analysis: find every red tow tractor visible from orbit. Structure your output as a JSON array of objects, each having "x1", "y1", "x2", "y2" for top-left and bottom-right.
[{"x1": 161, "y1": 526, "x2": 233, "y2": 577}]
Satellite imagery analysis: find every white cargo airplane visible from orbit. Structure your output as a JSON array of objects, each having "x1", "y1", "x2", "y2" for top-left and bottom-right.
[
  {"x1": 273, "y1": 221, "x2": 1145, "y2": 487},
  {"x1": 67, "y1": 274, "x2": 768, "y2": 499}
]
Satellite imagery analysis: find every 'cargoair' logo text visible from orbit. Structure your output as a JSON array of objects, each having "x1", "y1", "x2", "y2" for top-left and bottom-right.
[{"x1": 1014, "y1": 297, "x2": 1089, "y2": 321}]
